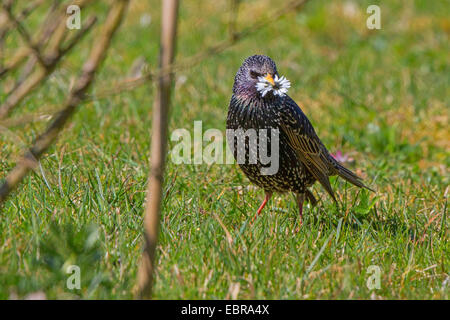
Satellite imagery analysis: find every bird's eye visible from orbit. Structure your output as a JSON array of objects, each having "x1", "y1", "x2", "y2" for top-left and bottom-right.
[{"x1": 250, "y1": 70, "x2": 261, "y2": 79}]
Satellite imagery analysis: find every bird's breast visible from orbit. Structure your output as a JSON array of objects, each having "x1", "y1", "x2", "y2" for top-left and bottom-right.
[{"x1": 227, "y1": 95, "x2": 283, "y2": 130}]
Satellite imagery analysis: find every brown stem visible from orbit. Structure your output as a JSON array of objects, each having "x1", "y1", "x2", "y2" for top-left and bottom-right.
[
  {"x1": 0, "y1": 1, "x2": 97, "y2": 119},
  {"x1": 90, "y1": 0, "x2": 310, "y2": 101},
  {"x1": 0, "y1": 0, "x2": 129, "y2": 205},
  {"x1": 1, "y1": 3, "x2": 48, "y2": 67}
]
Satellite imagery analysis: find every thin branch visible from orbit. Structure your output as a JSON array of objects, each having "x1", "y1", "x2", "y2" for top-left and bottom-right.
[
  {"x1": 136, "y1": 0, "x2": 179, "y2": 299},
  {"x1": 228, "y1": 0, "x2": 241, "y2": 40},
  {"x1": 0, "y1": 2, "x2": 64, "y2": 89},
  {"x1": 1, "y1": 3, "x2": 48, "y2": 68},
  {"x1": 0, "y1": 108, "x2": 54, "y2": 128},
  {"x1": 0, "y1": 0, "x2": 45, "y2": 38},
  {"x1": 0, "y1": 0, "x2": 92, "y2": 79},
  {"x1": 1, "y1": 0, "x2": 310, "y2": 125},
  {"x1": 89, "y1": 0, "x2": 310, "y2": 101},
  {"x1": 174, "y1": 0, "x2": 309, "y2": 72},
  {"x1": 0, "y1": 67, "x2": 47, "y2": 119},
  {"x1": 0, "y1": 3, "x2": 97, "y2": 119},
  {"x1": 59, "y1": 16, "x2": 97, "y2": 56},
  {"x1": 0, "y1": 2, "x2": 62, "y2": 79},
  {"x1": 0, "y1": 0, "x2": 129, "y2": 205}
]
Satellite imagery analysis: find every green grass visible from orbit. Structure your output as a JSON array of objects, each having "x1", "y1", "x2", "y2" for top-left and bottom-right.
[{"x1": 0, "y1": 0, "x2": 448, "y2": 299}]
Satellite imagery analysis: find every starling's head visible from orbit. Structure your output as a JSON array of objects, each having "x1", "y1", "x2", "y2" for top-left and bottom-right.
[{"x1": 233, "y1": 55, "x2": 290, "y2": 99}]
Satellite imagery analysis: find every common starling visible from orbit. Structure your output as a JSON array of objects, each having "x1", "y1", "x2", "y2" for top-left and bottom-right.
[{"x1": 226, "y1": 55, "x2": 373, "y2": 224}]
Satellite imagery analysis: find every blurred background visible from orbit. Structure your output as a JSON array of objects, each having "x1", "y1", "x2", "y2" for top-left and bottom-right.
[{"x1": 0, "y1": 0, "x2": 448, "y2": 299}]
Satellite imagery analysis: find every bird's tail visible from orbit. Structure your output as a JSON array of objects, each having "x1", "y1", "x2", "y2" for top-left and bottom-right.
[{"x1": 333, "y1": 160, "x2": 374, "y2": 192}]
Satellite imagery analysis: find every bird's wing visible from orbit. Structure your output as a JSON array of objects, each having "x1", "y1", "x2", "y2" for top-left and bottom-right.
[{"x1": 278, "y1": 97, "x2": 337, "y2": 201}]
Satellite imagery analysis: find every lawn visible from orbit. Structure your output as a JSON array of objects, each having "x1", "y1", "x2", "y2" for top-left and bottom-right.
[{"x1": 0, "y1": 0, "x2": 448, "y2": 299}]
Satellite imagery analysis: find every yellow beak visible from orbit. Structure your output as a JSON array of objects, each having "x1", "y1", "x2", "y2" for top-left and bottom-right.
[{"x1": 264, "y1": 73, "x2": 275, "y2": 86}]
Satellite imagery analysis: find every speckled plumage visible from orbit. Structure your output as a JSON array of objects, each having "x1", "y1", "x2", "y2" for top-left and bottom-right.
[
  {"x1": 227, "y1": 55, "x2": 372, "y2": 222},
  {"x1": 227, "y1": 94, "x2": 316, "y2": 194}
]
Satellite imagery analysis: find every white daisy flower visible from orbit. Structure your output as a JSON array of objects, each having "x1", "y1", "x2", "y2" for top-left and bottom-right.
[{"x1": 256, "y1": 74, "x2": 291, "y2": 97}]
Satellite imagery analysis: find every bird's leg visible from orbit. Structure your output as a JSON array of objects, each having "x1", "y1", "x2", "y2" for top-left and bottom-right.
[
  {"x1": 296, "y1": 193, "x2": 305, "y2": 226},
  {"x1": 252, "y1": 192, "x2": 272, "y2": 223}
]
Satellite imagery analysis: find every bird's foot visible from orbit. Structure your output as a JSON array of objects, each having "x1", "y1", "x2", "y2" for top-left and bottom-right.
[{"x1": 251, "y1": 192, "x2": 272, "y2": 224}]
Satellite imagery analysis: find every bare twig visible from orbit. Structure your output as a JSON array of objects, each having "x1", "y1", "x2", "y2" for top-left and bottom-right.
[
  {"x1": 174, "y1": 0, "x2": 309, "y2": 72},
  {"x1": 0, "y1": 1, "x2": 62, "y2": 78},
  {"x1": 0, "y1": 0, "x2": 45, "y2": 37},
  {"x1": 1, "y1": 3, "x2": 92, "y2": 101},
  {"x1": 0, "y1": 2, "x2": 97, "y2": 119},
  {"x1": 136, "y1": 0, "x2": 179, "y2": 299},
  {"x1": 1, "y1": 0, "x2": 310, "y2": 129},
  {"x1": 1, "y1": 3, "x2": 48, "y2": 67},
  {"x1": 45, "y1": 0, "x2": 96, "y2": 60},
  {"x1": 0, "y1": 0, "x2": 93, "y2": 79},
  {"x1": 59, "y1": 16, "x2": 97, "y2": 56},
  {"x1": 0, "y1": 108, "x2": 54, "y2": 128},
  {"x1": 89, "y1": 0, "x2": 309, "y2": 101},
  {"x1": 0, "y1": 0, "x2": 128, "y2": 205},
  {"x1": 228, "y1": 0, "x2": 241, "y2": 40}
]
